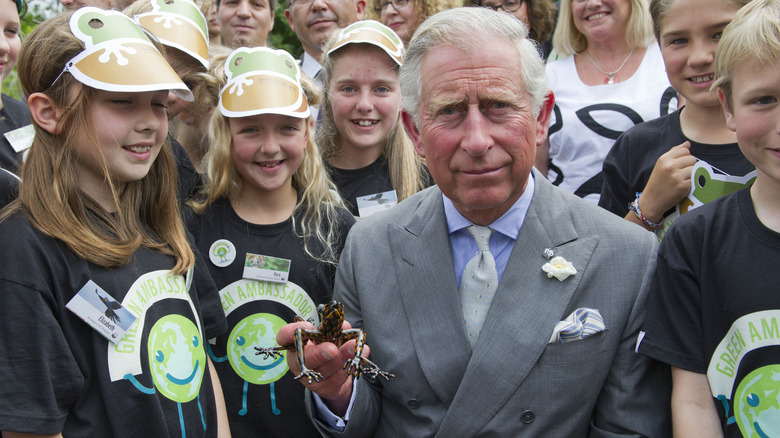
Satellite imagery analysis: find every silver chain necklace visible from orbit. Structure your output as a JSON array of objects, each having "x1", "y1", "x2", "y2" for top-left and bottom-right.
[{"x1": 585, "y1": 48, "x2": 635, "y2": 84}]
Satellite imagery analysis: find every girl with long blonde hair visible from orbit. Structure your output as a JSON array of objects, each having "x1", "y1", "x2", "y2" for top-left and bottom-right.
[
  {"x1": 187, "y1": 46, "x2": 354, "y2": 436},
  {"x1": 316, "y1": 20, "x2": 429, "y2": 218}
]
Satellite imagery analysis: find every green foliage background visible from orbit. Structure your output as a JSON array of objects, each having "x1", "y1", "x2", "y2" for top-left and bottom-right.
[{"x1": 1, "y1": 0, "x2": 305, "y2": 100}]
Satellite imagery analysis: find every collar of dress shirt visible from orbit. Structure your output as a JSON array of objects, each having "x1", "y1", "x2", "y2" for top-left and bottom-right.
[
  {"x1": 301, "y1": 52, "x2": 323, "y2": 85},
  {"x1": 443, "y1": 172, "x2": 535, "y2": 239}
]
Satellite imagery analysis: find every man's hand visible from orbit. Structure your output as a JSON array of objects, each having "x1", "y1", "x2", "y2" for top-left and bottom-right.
[{"x1": 276, "y1": 320, "x2": 367, "y2": 416}]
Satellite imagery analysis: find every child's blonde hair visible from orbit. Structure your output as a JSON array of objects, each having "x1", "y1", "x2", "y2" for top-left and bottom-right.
[
  {"x1": 317, "y1": 38, "x2": 428, "y2": 203},
  {"x1": 190, "y1": 54, "x2": 347, "y2": 265},
  {"x1": 714, "y1": 0, "x2": 780, "y2": 110},
  {"x1": 2, "y1": 12, "x2": 195, "y2": 274}
]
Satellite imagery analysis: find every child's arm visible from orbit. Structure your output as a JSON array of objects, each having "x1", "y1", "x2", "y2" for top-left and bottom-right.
[
  {"x1": 671, "y1": 367, "x2": 723, "y2": 438},
  {"x1": 626, "y1": 142, "x2": 696, "y2": 231},
  {"x1": 208, "y1": 356, "x2": 232, "y2": 438}
]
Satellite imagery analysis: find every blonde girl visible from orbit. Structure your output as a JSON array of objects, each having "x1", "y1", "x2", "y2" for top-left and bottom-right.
[
  {"x1": 187, "y1": 46, "x2": 354, "y2": 436},
  {"x1": 0, "y1": 8, "x2": 228, "y2": 437},
  {"x1": 316, "y1": 20, "x2": 429, "y2": 217}
]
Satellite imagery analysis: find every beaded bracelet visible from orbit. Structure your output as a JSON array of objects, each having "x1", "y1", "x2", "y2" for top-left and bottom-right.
[{"x1": 628, "y1": 192, "x2": 663, "y2": 229}]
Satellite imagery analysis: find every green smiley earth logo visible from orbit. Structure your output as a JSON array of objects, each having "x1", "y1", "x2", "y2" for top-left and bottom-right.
[
  {"x1": 147, "y1": 314, "x2": 206, "y2": 402},
  {"x1": 735, "y1": 364, "x2": 780, "y2": 437},
  {"x1": 228, "y1": 313, "x2": 288, "y2": 384}
]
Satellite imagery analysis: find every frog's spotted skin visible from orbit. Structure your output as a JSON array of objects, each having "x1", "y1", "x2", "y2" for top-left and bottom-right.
[{"x1": 255, "y1": 301, "x2": 395, "y2": 384}]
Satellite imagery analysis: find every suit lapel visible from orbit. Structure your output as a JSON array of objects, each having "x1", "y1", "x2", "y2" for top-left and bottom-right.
[
  {"x1": 388, "y1": 188, "x2": 473, "y2": 403},
  {"x1": 436, "y1": 173, "x2": 600, "y2": 435}
]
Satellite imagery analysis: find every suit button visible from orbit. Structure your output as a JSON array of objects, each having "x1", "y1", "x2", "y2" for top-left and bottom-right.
[
  {"x1": 407, "y1": 399, "x2": 421, "y2": 409},
  {"x1": 521, "y1": 410, "x2": 535, "y2": 424}
]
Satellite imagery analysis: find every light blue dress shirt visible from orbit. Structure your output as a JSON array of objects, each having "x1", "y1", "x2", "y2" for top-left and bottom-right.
[{"x1": 444, "y1": 174, "x2": 535, "y2": 286}]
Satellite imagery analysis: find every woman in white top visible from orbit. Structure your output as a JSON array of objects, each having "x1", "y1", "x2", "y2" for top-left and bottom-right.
[{"x1": 536, "y1": 0, "x2": 677, "y2": 203}]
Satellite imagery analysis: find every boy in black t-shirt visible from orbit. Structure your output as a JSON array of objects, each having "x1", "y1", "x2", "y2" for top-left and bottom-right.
[
  {"x1": 639, "y1": 1, "x2": 780, "y2": 435},
  {"x1": 599, "y1": 0, "x2": 754, "y2": 239}
]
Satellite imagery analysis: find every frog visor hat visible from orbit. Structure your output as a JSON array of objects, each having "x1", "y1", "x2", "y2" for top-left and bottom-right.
[
  {"x1": 56, "y1": 7, "x2": 193, "y2": 101},
  {"x1": 218, "y1": 47, "x2": 309, "y2": 119},
  {"x1": 134, "y1": 0, "x2": 209, "y2": 69},
  {"x1": 326, "y1": 20, "x2": 404, "y2": 66}
]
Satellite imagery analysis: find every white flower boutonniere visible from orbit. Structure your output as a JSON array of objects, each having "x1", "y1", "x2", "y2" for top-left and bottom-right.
[{"x1": 542, "y1": 256, "x2": 577, "y2": 281}]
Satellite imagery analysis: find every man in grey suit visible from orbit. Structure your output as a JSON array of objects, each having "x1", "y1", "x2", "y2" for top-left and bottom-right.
[{"x1": 276, "y1": 7, "x2": 671, "y2": 436}]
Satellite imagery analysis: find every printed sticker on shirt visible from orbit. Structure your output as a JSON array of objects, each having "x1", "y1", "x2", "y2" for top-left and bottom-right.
[
  {"x1": 66, "y1": 280, "x2": 138, "y2": 344},
  {"x1": 356, "y1": 189, "x2": 397, "y2": 218},
  {"x1": 243, "y1": 253, "x2": 290, "y2": 283},
  {"x1": 4, "y1": 124, "x2": 34, "y2": 153},
  {"x1": 656, "y1": 163, "x2": 758, "y2": 240},
  {"x1": 210, "y1": 238, "x2": 236, "y2": 267}
]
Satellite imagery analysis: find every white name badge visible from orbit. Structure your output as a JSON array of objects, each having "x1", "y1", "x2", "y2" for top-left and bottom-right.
[
  {"x1": 4, "y1": 124, "x2": 34, "y2": 153},
  {"x1": 242, "y1": 253, "x2": 290, "y2": 283},
  {"x1": 356, "y1": 190, "x2": 397, "y2": 218},
  {"x1": 66, "y1": 280, "x2": 138, "y2": 344}
]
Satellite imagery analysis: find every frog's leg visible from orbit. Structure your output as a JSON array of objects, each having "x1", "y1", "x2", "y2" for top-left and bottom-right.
[
  {"x1": 293, "y1": 326, "x2": 325, "y2": 383},
  {"x1": 340, "y1": 329, "x2": 366, "y2": 378},
  {"x1": 270, "y1": 381, "x2": 281, "y2": 415},
  {"x1": 239, "y1": 380, "x2": 249, "y2": 415}
]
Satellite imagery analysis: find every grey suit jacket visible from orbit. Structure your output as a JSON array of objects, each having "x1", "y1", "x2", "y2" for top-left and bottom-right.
[{"x1": 307, "y1": 170, "x2": 671, "y2": 437}]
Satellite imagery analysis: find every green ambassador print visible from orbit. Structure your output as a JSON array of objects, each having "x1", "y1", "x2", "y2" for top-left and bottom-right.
[
  {"x1": 708, "y1": 310, "x2": 780, "y2": 437},
  {"x1": 208, "y1": 278, "x2": 319, "y2": 417},
  {"x1": 148, "y1": 314, "x2": 206, "y2": 402},
  {"x1": 111, "y1": 269, "x2": 209, "y2": 436},
  {"x1": 734, "y1": 365, "x2": 780, "y2": 437}
]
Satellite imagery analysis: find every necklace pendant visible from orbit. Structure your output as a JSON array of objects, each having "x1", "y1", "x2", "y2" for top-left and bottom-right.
[{"x1": 606, "y1": 74, "x2": 615, "y2": 85}]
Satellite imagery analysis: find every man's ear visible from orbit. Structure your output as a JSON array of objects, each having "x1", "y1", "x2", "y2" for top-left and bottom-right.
[
  {"x1": 355, "y1": 0, "x2": 366, "y2": 19},
  {"x1": 284, "y1": 9, "x2": 295, "y2": 31},
  {"x1": 534, "y1": 90, "x2": 555, "y2": 148},
  {"x1": 718, "y1": 88, "x2": 737, "y2": 133},
  {"x1": 28, "y1": 92, "x2": 63, "y2": 135},
  {"x1": 401, "y1": 110, "x2": 424, "y2": 158}
]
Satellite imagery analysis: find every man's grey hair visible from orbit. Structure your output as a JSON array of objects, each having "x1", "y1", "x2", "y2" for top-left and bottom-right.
[{"x1": 399, "y1": 7, "x2": 548, "y2": 127}]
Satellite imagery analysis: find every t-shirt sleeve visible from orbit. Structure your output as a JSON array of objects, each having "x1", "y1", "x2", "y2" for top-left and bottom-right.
[
  {"x1": 599, "y1": 132, "x2": 633, "y2": 217},
  {"x1": 639, "y1": 226, "x2": 708, "y2": 373},
  {"x1": 0, "y1": 280, "x2": 85, "y2": 434}
]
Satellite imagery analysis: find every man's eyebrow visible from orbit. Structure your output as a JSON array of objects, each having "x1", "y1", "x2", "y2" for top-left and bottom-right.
[{"x1": 426, "y1": 94, "x2": 467, "y2": 112}]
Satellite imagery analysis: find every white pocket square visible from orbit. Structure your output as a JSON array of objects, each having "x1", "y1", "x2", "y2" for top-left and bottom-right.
[{"x1": 549, "y1": 308, "x2": 605, "y2": 344}]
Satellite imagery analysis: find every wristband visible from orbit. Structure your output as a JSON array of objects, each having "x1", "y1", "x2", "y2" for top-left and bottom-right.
[{"x1": 628, "y1": 193, "x2": 663, "y2": 229}]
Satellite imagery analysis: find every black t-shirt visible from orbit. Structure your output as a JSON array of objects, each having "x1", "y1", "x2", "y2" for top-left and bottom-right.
[
  {"x1": 186, "y1": 197, "x2": 354, "y2": 437},
  {"x1": 171, "y1": 136, "x2": 200, "y2": 204},
  {"x1": 640, "y1": 188, "x2": 780, "y2": 436},
  {"x1": 600, "y1": 108, "x2": 754, "y2": 219},
  {"x1": 326, "y1": 157, "x2": 393, "y2": 216},
  {"x1": 0, "y1": 94, "x2": 31, "y2": 174},
  {"x1": 0, "y1": 168, "x2": 18, "y2": 208},
  {"x1": 0, "y1": 211, "x2": 227, "y2": 436}
]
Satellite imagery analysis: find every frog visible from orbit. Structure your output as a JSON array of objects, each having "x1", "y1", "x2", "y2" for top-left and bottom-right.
[{"x1": 255, "y1": 301, "x2": 395, "y2": 384}]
